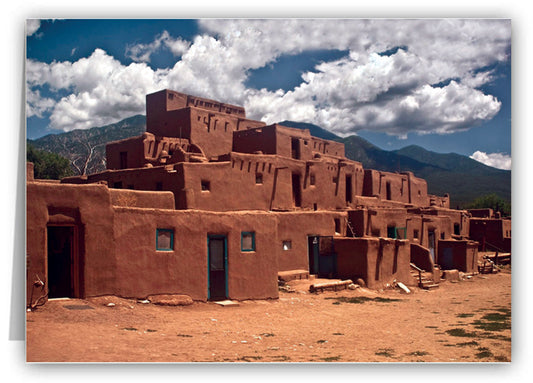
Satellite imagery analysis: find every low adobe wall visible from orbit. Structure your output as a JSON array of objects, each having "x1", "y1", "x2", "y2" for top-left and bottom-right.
[
  {"x1": 112, "y1": 208, "x2": 279, "y2": 301},
  {"x1": 335, "y1": 237, "x2": 412, "y2": 289},
  {"x1": 26, "y1": 181, "x2": 117, "y2": 304},
  {"x1": 437, "y1": 240, "x2": 479, "y2": 273}
]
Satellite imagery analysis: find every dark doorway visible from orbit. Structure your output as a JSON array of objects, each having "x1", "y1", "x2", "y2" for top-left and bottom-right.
[
  {"x1": 428, "y1": 230, "x2": 436, "y2": 262},
  {"x1": 47, "y1": 226, "x2": 79, "y2": 299},
  {"x1": 208, "y1": 235, "x2": 227, "y2": 300},
  {"x1": 120, "y1": 151, "x2": 128, "y2": 169},
  {"x1": 345, "y1": 175, "x2": 353, "y2": 203},
  {"x1": 386, "y1": 181, "x2": 392, "y2": 200},
  {"x1": 292, "y1": 173, "x2": 302, "y2": 207},
  {"x1": 291, "y1": 138, "x2": 300, "y2": 159},
  {"x1": 308, "y1": 236, "x2": 320, "y2": 275}
]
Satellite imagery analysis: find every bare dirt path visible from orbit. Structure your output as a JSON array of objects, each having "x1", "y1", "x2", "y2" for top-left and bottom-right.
[{"x1": 26, "y1": 269, "x2": 511, "y2": 363}]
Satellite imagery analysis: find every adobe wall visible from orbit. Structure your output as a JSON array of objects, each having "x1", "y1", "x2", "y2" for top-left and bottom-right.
[
  {"x1": 113, "y1": 208, "x2": 279, "y2": 301},
  {"x1": 233, "y1": 124, "x2": 345, "y2": 161},
  {"x1": 62, "y1": 166, "x2": 186, "y2": 209},
  {"x1": 469, "y1": 218, "x2": 511, "y2": 252},
  {"x1": 107, "y1": 133, "x2": 193, "y2": 169},
  {"x1": 335, "y1": 237, "x2": 412, "y2": 289},
  {"x1": 26, "y1": 181, "x2": 117, "y2": 304},
  {"x1": 147, "y1": 89, "x2": 246, "y2": 117},
  {"x1": 109, "y1": 189, "x2": 175, "y2": 209},
  {"x1": 274, "y1": 211, "x2": 348, "y2": 272},
  {"x1": 362, "y1": 170, "x2": 430, "y2": 206},
  {"x1": 437, "y1": 240, "x2": 478, "y2": 273}
]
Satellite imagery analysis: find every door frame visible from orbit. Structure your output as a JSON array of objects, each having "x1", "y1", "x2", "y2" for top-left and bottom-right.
[
  {"x1": 46, "y1": 224, "x2": 83, "y2": 299},
  {"x1": 207, "y1": 234, "x2": 228, "y2": 300}
]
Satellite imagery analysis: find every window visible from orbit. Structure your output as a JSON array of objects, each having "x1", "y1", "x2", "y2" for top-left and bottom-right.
[
  {"x1": 241, "y1": 231, "x2": 255, "y2": 252},
  {"x1": 113, "y1": 181, "x2": 123, "y2": 189},
  {"x1": 156, "y1": 229, "x2": 174, "y2": 251},
  {"x1": 387, "y1": 226, "x2": 396, "y2": 238},
  {"x1": 310, "y1": 173, "x2": 316, "y2": 185},
  {"x1": 156, "y1": 182, "x2": 163, "y2": 191},
  {"x1": 201, "y1": 180, "x2": 210, "y2": 191},
  {"x1": 441, "y1": 232, "x2": 445, "y2": 240},
  {"x1": 454, "y1": 223, "x2": 461, "y2": 235},
  {"x1": 413, "y1": 230, "x2": 419, "y2": 239},
  {"x1": 282, "y1": 240, "x2": 292, "y2": 251},
  {"x1": 255, "y1": 173, "x2": 263, "y2": 184}
]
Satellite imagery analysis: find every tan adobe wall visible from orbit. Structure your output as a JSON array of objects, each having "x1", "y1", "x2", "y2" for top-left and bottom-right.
[
  {"x1": 274, "y1": 211, "x2": 348, "y2": 272},
  {"x1": 335, "y1": 237, "x2": 412, "y2": 289},
  {"x1": 112, "y1": 208, "x2": 279, "y2": 301},
  {"x1": 437, "y1": 240, "x2": 478, "y2": 273},
  {"x1": 26, "y1": 182, "x2": 117, "y2": 305},
  {"x1": 109, "y1": 189, "x2": 175, "y2": 209}
]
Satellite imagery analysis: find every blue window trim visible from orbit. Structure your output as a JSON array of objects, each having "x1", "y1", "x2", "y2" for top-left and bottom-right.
[
  {"x1": 241, "y1": 231, "x2": 255, "y2": 252},
  {"x1": 156, "y1": 228, "x2": 174, "y2": 251}
]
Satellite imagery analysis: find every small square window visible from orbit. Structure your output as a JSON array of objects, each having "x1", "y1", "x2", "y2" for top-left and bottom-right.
[
  {"x1": 255, "y1": 173, "x2": 263, "y2": 184},
  {"x1": 413, "y1": 230, "x2": 419, "y2": 239},
  {"x1": 156, "y1": 229, "x2": 174, "y2": 251},
  {"x1": 241, "y1": 231, "x2": 255, "y2": 252},
  {"x1": 282, "y1": 240, "x2": 292, "y2": 251},
  {"x1": 201, "y1": 180, "x2": 210, "y2": 191}
]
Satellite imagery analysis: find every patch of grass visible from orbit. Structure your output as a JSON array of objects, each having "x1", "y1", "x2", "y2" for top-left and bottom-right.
[
  {"x1": 407, "y1": 351, "x2": 429, "y2": 356},
  {"x1": 260, "y1": 332, "x2": 275, "y2": 337},
  {"x1": 271, "y1": 355, "x2": 291, "y2": 362},
  {"x1": 332, "y1": 332, "x2": 344, "y2": 336},
  {"x1": 236, "y1": 355, "x2": 263, "y2": 362},
  {"x1": 145, "y1": 329, "x2": 157, "y2": 333},
  {"x1": 425, "y1": 325, "x2": 438, "y2": 329},
  {"x1": 321, "y1": 356, "x2": 341, "y2": 362},
  {"x1": 375, "y1": 348, "x2": 395, "y2": 357},
  {"x1": 495, "y1": 355, "x2": 510, "y2": 362},
  {"x1": 472, "y1": 311, "x2": 511, "y2": 332},
  {"x1": 457, "y1": 313, "x2": 475, "y2": 318},
  {"x1": 176, "y1": 333, "x2": 193, "y2": 337},
  {"x1": 123, "y1": 327, "x2": 137, "y2": 331},
  {"x1": 317, "y1": 339, "x2": 328, "y2": 344},
  {"x1": 326, "y1": 296, "x2": 401, "y2": 304},
  {"x1": 475, "y1": 347, "x2": 494, "y2": 359},
  {"x1": 456, "y1": 340, "x2": 479, "y2": 347},
  {"x1": 445, "y1": 328, "x2": 478, "y2": 338}
]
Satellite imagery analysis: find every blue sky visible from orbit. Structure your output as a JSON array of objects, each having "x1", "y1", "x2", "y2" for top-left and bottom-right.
[{"x1": 26, "y1": 18, "x2": 511, "y2": 169}]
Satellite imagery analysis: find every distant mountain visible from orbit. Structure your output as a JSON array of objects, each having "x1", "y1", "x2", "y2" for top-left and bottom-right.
[
  {"x1": 27, "y1": 115, "x2": 511, "y2": 208},
  {"x1": 28, "y1": 115, "x2": 146, "y2": 175},
  {"x1": 279, "y1": 120, "x2": 511, "y2": 208}
]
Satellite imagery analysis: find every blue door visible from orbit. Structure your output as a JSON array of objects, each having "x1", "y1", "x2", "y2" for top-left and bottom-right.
[{"x1": 208, "y1": 235, "x2": 227, "y2": 300}]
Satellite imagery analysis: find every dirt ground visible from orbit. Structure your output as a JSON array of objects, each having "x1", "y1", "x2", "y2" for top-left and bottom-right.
[{"x1": 26, "y1": 268, "x2": 511, "y2": 363}]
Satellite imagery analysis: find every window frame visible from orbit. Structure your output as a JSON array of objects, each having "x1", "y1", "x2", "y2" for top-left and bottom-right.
[
  {"x1": 241, "y1": 231, "x2": 256, "y2": 252},
  {"x1": 156, "y1": 228, "x2": 174, "y2": 251}
]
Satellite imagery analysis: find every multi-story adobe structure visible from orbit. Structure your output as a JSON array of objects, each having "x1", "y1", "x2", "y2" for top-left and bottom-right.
[{"x1": 26, "y1": 89, "x2": 508, "y2": 306}]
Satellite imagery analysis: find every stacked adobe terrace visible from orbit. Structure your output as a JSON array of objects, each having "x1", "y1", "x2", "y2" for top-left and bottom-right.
[{"x1": 27, "y1": 89, "x2": 494, "y2": 305}]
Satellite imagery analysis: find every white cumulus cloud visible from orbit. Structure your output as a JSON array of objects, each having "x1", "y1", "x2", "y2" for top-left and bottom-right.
[
  {"x1": 470, "y1": 151, "x2": 512, "y2": 170},
  {"x1": 125, "y1": 31, "x2": 190, "y2": 63},
  {"x1": 26, "y1": 19, "x2": 41, "y2": 36},
  {"x1": 26, "y1": 19, "x2": 511, "y2": 136}
]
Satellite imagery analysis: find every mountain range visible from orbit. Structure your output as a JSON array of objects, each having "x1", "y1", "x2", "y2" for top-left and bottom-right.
[{"x1": 28, "y1": 116, "x2": 511, "y2": 208}]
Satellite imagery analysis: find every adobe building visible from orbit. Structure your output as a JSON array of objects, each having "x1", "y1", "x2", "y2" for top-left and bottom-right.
[{"x1": 26, "y1": 89, "x2": 510, "y2": 306}]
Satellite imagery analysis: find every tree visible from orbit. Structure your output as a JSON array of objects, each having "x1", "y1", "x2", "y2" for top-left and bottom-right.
[
  {"x1": 27, "y1": 144, "x2": 74, "y2": 180},
  {"x1": 465, "y1": 193, "x2": 511, "y2": 217}
]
